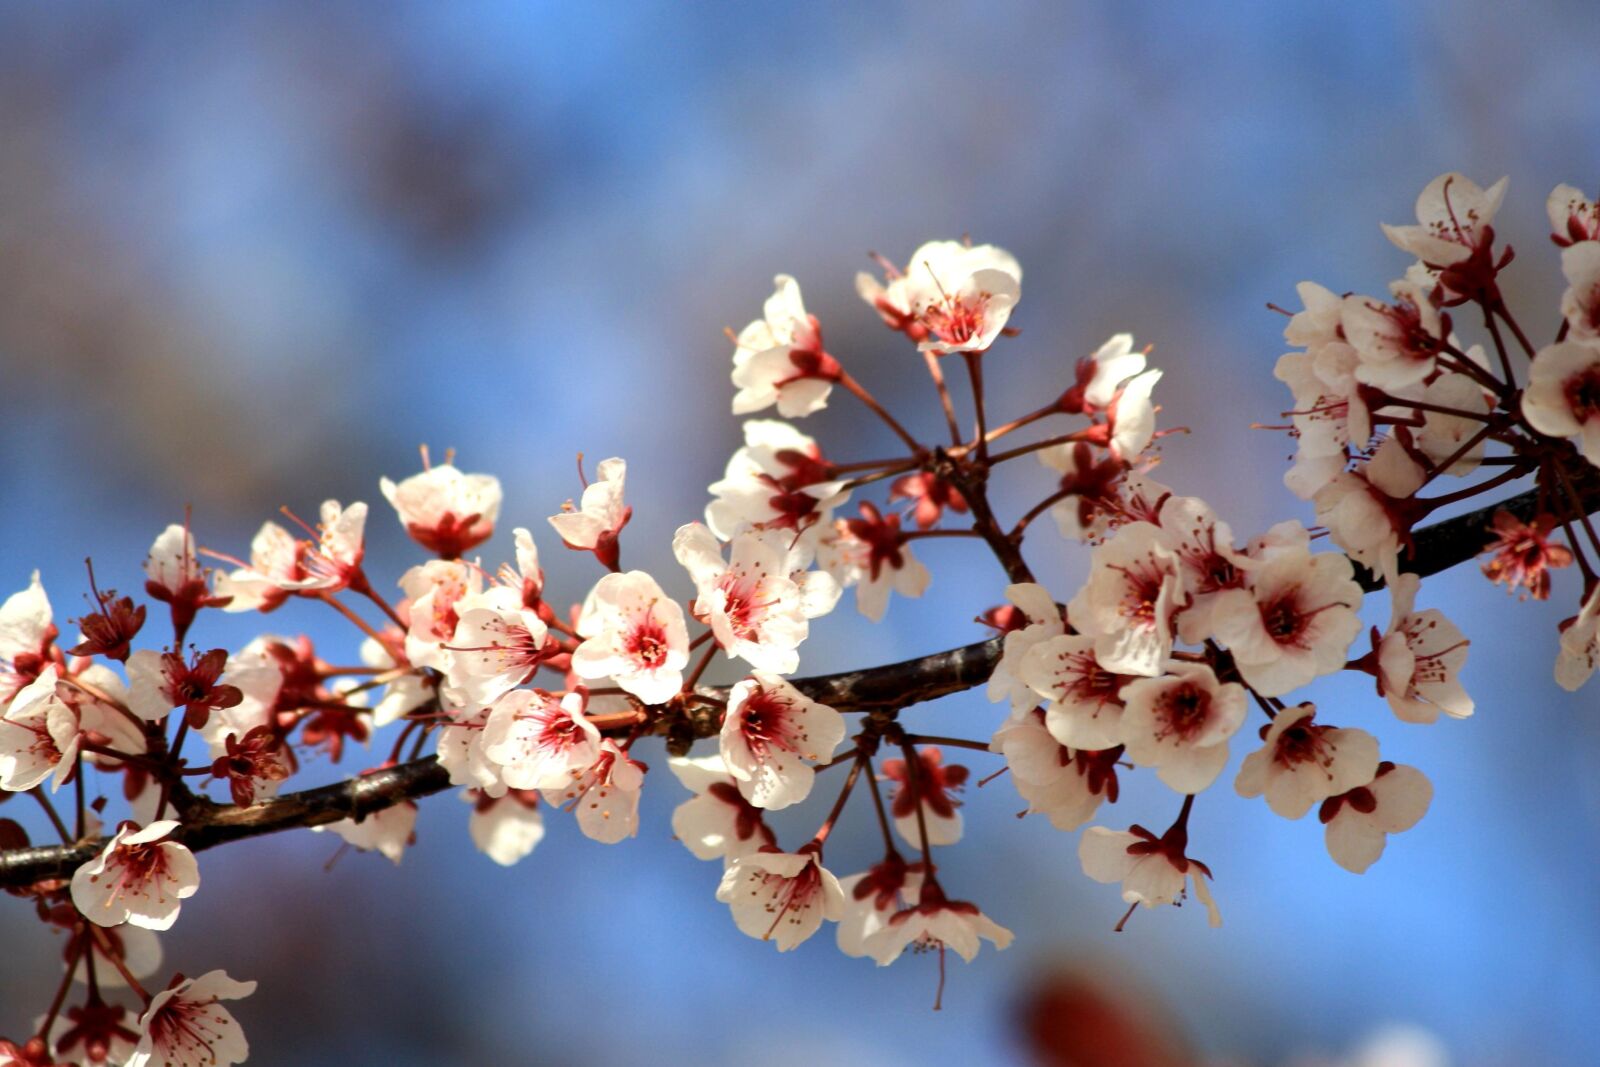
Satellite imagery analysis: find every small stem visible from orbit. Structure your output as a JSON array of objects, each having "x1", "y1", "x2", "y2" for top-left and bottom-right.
[
  {"x1": 89, "y1": 926, "x2": 149, "y2": 1000},
  {"x1": 980, "y1": 428, "x2": 1094, "y2": 466},
  {"x1": 1012, "y1": 487, "x2": 1076, "y2": 539},
  {"x1": 899, "y1": 739, "x2": 937, "y2": 877},
  {"x1": 924, "y1": 351, "x2": 963, "y2": 447},
  {"x1": 862, "y1": 752, "x2": 901, "y2": 859},
  {"x1": 962, "y1": 351, "x2": 990, "y2": 466},
  {"x1": 812, "y1": 753, "x2": 865, "y2": 845},
  {"x1": 37, "y1": 930, "x2": 83, "y2": 1041},
  {"x1": 350, "y1": 572, "x2": 406, "y2": 630},
  {"x1": 683, "y1": 644, "x2": 718, "y2": 692},
  {"x1": 32, "y1": 789, "x2": 73, "y2": 844},
  {"x1": 154, "y1": 718, "x2": 192, "y2": 821},
  {"x1": 1494, "y1": 300, "x2": 1537, "y2": 360},
  {"x1": 1419, "y1": 464, "x2": 1530, "y2": 512},
  {"x1": 318, "y1": 593, "x2": 388, "y2": 646},
  {"x1": 838, "y1": 371, "x2": 924, "y2": 454},
  {"x1": 1480, "y1": 302, "x2": 1518, "y2": 386},
  {"x1": 902, "y1": 733, "x2": 998, "y2": 753},
  {"x1": 901, "y1": 528, "x2": 985, "y2": 541}
]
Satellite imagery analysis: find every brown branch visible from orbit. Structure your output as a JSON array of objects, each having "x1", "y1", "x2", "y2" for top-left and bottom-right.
[{"x1": 3, "y1": 477, "x2": 1596, "y2": 890}]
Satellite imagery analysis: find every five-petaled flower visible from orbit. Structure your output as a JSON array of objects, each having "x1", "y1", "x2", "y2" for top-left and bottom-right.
[
  {"x1": 125, "y1": 969, "x2": 255, "y2": 1067},
  {"x1": 71, "y1": 820, "x2": 200, "y2": 931},
  {"x1": 381, "y1": 460, "x2": 503, "y2": 559}
]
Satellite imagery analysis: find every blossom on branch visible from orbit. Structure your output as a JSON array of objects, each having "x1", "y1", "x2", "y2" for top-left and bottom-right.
[
  {"x1": 125, "y1": 970, "x2": 255, "y2": 1067},
  {"x1": 731, "y1": 275, "x2": 839, "y2": 417},
  {"x1": 71, "y1": 820, "x2": 200, "y2": 931},
  {"x1": 380, "y1": 461, "x2": 503, "y2": 558}
]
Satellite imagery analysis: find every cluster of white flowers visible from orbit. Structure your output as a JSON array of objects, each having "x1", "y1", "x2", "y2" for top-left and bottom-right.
[{"x1": 2, "y1": 181, "x2": 1598, "y2": 1054}]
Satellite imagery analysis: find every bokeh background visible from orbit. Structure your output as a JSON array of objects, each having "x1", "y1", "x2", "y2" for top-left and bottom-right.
[{"x1": 2, "y1": 3, "x2": 1598, "y2": 1065}]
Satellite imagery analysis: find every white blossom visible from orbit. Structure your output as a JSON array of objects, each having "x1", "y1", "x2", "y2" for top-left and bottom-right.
[
  {"x1": 380, "y1": 462, "x2": 502, "y2": 557},
  {"x1": 1235, "y1": 703, "x2": 1379, "y2": 819},
  {"x1": 71, "y1": 820, "x2": 199, "y2": 931},
  {"x1": 571, "y1": 570, "x2": 690, "y2": 704},
  {"x1": 1375, "y1": 572, "x2": 1473, "y2": 723},
  {"x1": 715, "y1": 848, "x2": 845, "y2": 951},
  {"x1": 1321, "y1": 762, "x2": 1432, "y2": 874},
  {"x1": 1381, "y1": 172, "x2": 1507, "y2": 266},
  {"x1": 1118, "y1": 663, "x2": 1247, "y2": 794},
  {"x1": 731, "y1": 275, "x2": 836, "y2": 417},
  {"x1": 1067, "y1": 522, "x2": 1183, "y2": 678},
  {"x1": 985, "y1": 582, "x2": 1066, "y2": 718},
  {"x1": 667, "y1": 753, "x2": 775, "y2": 862},
  {"x1": 1078, "y1": 825, "x2": 1221, "y2": 927},
  {"x1": 720, "y1": 672, "x2": 845, "y2": 810},
  {"x1": 1211, "y1": 541, "x2": 1364, "y2": 697},
  {"x1": 126, "y1": 969, "x2": 255, "y2": 1067},
  {"x1": 1523, "y1": 341, "x2": 1600, "y2": 466}
]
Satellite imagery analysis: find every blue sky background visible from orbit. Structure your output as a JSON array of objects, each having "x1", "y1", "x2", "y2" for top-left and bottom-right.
[{"x1": 1, "y1": 4, "x2": 1597, "y2": 1064}]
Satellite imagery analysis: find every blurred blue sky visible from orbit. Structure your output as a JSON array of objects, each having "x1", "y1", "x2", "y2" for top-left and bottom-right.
[{"x1": 1, "y1": 3, "x2": 1598, "y2": 1065}]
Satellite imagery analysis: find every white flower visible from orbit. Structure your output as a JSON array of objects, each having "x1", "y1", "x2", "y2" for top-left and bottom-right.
[
  {"x1": 1235, "y1": 703, "x2": 1379, "y2": 819},
  {"x1": 1313, "y1": 435, "x2": 1426, "y2": 573},
  {"x1": 984, "y1": 582, "x2": 1065, "y2": 717},
  {"x1": 731, "y1": 275, "x2": 838, "y2": 417},
  {"x1": 126, "y1": 969, "x2": 255, "y2": 1067},
  {"x1": 482, "y1": 689, "x2": 602, "y2": 791},
  {"x1": 1341, "y1": 281, "x2": 1446, "y2": 391},
  {"x1": 465, "y1": 788, "x2": 545, "y2": 867},
  {"x1": 1118, "y1": 663, "x2": 1247, "y2": 794},
  {"x1": 1071, "y1": 333, "x2": 1148, "y2": 412},
  {"x1": 1274, "y1": 342, "x2": 1374, "y2": 500},
  {"x1": 1523, "y1": 341, "x2": 1600, "y2": 466},
  {"x1": 571, "y1": 570, "x2": 690, "y2": 704},
  {"x1": 1560, "y1": 242, "x2": 1600, "y2": 342},
  {"x1": 1548, "y1": 182, "x2": 1600, "y2": 246},
  {"x1": 399, "y1": 559, "x2": 482, "y2": 673},
  {"x1": 548, "y1": 457, "x2": 631, "y2": 568},
  {"x1": 0, "y1": 667, "x2": 79, "y2": 792},
  {"x1": 1159, "y1": 495, "x2": 1252, "y2": 644},
  {"x1": 144, "y1": 524, "x2": 204, "y2": 602},
  {"x1": 544, "y1": 738, "x2": 647, "y2": 844},
  {"x1": 674, "y1": 524, "x2": 815, "y2": 674},
  {"x1": 315, "y1": 800, "x2": 417, "y2": 865},
  {"x1": 1320, "y1": 762, "x2": 1432, "y2": 874},
  {"x1": 1381, "y1": 172, "x2": 1507, "y2": 266},
  {"x1": 1412, "y1": 370, "x2": 1494, "y2": 475},
  {"x1": 705, "y1": 420, "x2": 849, "y2": 541},
  {"x1": 213, "y1": 522, "x2": 307, "y2": 612},
  {"x1": 1106, "y1": 368, "x2": 1164, "y2": 461},
  {"x1": 1211, "y1": 542, "x2": 1364, "y2": 697},
  {"x1": 720, "y1": 672, "x2": 845, "y2": 810},
  {"x1": 380, "y1": 461, "x2": 502, "y2": 557},
  {"x1": 1556, "y1": 587, "x2": 1600, "y2": 691},
  {"x1": 1374, "y1": 572, "x2": 1473, "y2": 723},
  {"x1": 360, "y1": 637, "x2": 433, "y2": 728},
  {"x1": 444, "y1": 585, "x2": 551, "y2": 706},
  {"x1": 0, "y1": 571, "x2": 56, "y2": 704},
  {"x1": 71, "y1": 820, "x2": 199, "y2": 931},
  {"x1": 861, "y1": 886, "x2": 1013, "y2": 968},
  {"x1": 1078, "y1": 825, "x2": 1221, "y2": 927},
  {"x1": 1017, "y1": 634, "x2": 1129, "y2": 750},
  {"x1": 1066, "y1": 522, "x2": 1183, "y2": 678},
  {"x1": 816, "y1": 504, "x2": 930, "y2": 622},
  {"x1": 989, "y1": 710, "x2": 1116, "y2": 831},
  {"x1": 900, "y1": 240, "x2": 1023, "y2": 356},
  {"x1": 1283, "y1": 281, "x2": 1345, "y2": 349},
  {"x1": 715, "y1": 848, "x2": 845, "y2": 951},
  {"x1": 885, "y1": 747, "x2": 967, "y2": 848},
  {"x1": 667, "y1": 753, "x2": 775, "y2": 861},
  {"x1": 434, "y1": 705, "x2": 506, "y2": 796},
  {"x1": 836, "y1": 858, "x2": 922, "y2": 959}
]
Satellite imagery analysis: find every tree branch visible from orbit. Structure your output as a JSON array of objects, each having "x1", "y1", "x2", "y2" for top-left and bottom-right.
[{"x1": 2, "y1": 477, "x2": 1594, "y2": 889}]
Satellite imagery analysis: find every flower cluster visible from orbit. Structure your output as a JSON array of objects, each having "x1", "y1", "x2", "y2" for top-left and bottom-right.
[{"x1": 0, "y1": 177, "x2": 1595, "y2": 1055}]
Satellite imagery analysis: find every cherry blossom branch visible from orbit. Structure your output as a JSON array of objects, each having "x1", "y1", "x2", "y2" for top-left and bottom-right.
[{"x1": 2, "y1": 475, "x2": 1596, "y2": 891}]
